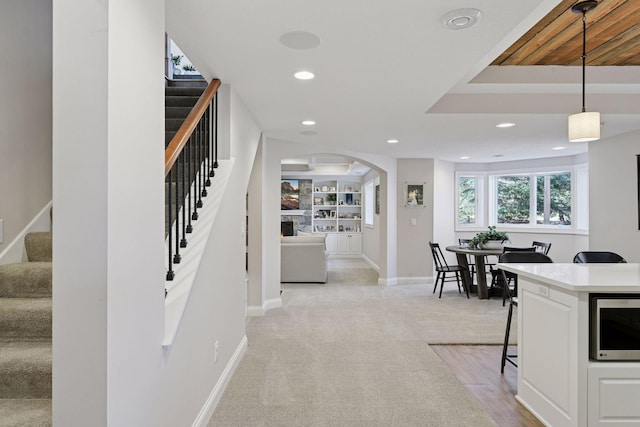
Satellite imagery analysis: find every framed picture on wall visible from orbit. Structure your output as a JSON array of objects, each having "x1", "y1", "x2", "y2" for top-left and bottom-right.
[{"x1": 405, "y1": 182, "x2": 425, "y2": 207}]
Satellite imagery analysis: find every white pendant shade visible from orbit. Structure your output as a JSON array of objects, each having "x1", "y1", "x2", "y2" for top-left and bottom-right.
[{"x1": 568, "y1": 111, "x2": 600, "y2": 142}]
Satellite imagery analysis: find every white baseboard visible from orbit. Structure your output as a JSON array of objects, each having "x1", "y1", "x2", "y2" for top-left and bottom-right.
[
  {"x1": 246, "y1": 305, "x2": 264, "y2": 317},
  {"x1": 264, "y1": 297, "x2": 282, "y2": 311},
  {"x1": 247, "y1": 296, "x2": 282, "y2": 317},
  {"x1": 192, "y1": 335, "x2": 248, "y2": 427},
  {"x1": 361, "y1": 254, "x2": 379, "y2": 272},
  {"x1": 0, "y1": 201, "x2": 52, "y2": 265},
  {"x1": 378, "y1": 277, "x2": 398, "y2": 286}
]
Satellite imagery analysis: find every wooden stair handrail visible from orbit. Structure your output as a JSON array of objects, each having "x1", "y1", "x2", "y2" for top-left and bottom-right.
[{"x1": 164, "y1": 79, "x2": 221, "y2": 176}]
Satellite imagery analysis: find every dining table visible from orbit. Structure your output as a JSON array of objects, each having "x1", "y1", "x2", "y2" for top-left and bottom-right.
[{"x1": 445, "y1": 245, "x2": 504, "y2": 299}]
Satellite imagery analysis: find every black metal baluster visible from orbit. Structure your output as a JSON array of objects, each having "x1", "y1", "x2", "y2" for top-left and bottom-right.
[
  {"x1": 173, "y1": 160, "x2": 181, "y2": 264},
  {"x1": 197, "y1": 117, "x2": 204, "y2": 206},
  {"x1": 190, "y1": 135, "x2": 199, "y2": 221},
  {"x1": 166, "y1": 169, "x2": 174, "y2": 280},
  {"x1": 200, "y1": 116, "x2": 208, "y2": 198},
  {"x1": 212, "y1": 99, "x2": 216, "y2": 177},
  {"x1": 205, "y1": 105, "x2": 211, "y2": 187},
  {"x1": 213, "y1": 95, "x2": 218, "y2": 170},
  {"x1": 180, "y1": 149, "x2": 187, "y2": 248}
]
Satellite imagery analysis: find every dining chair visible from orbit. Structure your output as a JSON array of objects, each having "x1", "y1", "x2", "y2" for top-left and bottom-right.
[
  {"x1": 498, "y1": 251, "x2": 553, "y2": 374},
  {"x1": 429, "y1": 241, "x2": 469, "y2": 299},
  {"x1": 532, "y1": 241, "x2": 552, "y2": 255},
  {"x1": 573, "y1": 251, "x2": 626, "y2": 263}
]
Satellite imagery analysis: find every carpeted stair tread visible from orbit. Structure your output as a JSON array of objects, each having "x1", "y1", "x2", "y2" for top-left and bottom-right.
[
  {"x1": 165, "y1": 95, "x2": 201, "y2": 107},
  {"x1": 24, "y1": 233, "x2": 52, "y2": 263},
  {"x1": 0, "y1": 342, "x2": 51, "y2": 399},
  {"x1": 165, "y1": 86, "x2": 206, "y2": 96},
  {"x1": 0, "y1": 298, "x2": 51, "y2": 341},
  {"x1": 166, "y1": 118, "x2": 189, "y2": 132},
  {"x1": 165, "y1": 106, "x2": 194, "y2": 118},
  {"x1": 0, "y1": 262, "x2": 52, "y2": 298},
  {"x1": 0, "y1": 399, "x2": 51, "y2": 427}
]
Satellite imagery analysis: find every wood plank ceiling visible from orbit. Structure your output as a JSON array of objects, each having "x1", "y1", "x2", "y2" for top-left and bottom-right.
[{"x1": 492, "y1": 0, "x2": 640, "y2": 66}]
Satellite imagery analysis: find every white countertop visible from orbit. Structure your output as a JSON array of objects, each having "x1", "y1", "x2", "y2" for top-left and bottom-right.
[{"x1": 496, "y1": 263, "x2": 640, "y2": 292}]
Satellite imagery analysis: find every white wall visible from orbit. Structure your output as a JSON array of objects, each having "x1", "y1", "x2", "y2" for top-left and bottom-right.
[
  {"x1": 433, "y1": 160, "x2": 456, "y2": 264},
  {"x1": 589, "y1": 129, "x2": 640, "y2": 262},
  {"x1": 0, "y1": 0, "x2": 52, "y2": 255},
  {"x1": 396, "y1": 159, "x2": 435, "y2": 282},
  {"x1": 53, "y1": 1, "x2": 261, "y2": 424}
]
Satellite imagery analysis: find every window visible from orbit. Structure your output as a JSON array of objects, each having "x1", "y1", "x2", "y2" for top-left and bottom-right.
[
  {"x1": 493, "y1": 172, "x2": 571, "y2": 226},
  {"x1": 364, "y1": 180, "x2": 374, "y2": 226},
  {"x1": 456, "y1": 164, "x2": 587, "y2": 232},
  {"x1": 458, "y1": 176, "x2": 477, "y2": 225}
]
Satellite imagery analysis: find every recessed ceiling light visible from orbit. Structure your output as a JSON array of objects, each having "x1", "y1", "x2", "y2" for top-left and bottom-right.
[
  {"x1": 552, "y1": 146, "x2": 566, "y2": 150},
  {"x1": 442, "y1": 8, "x2": 482, "y2": 30},
  {"x1": 387, "y1": 139, "x2": 399, "y2": 144},
  {"x1": 496, "y1": 122, "x2": 516, "y2": 128},
  {"x1": 294, "y1": 71, "x2": 315, "y2": 80},
  {"x1": 279, "y1": 31, "x2": 321, "y2": 50},
  {"x1": 301, "y1": 120, "x2": 316, "y2": 126},
  {"x1": 460, "y1": 156, "x2": 470, "y2": 160}
]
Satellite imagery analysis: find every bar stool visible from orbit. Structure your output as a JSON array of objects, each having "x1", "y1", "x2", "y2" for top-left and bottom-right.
[{"x1": 501, "y1": 294, "x2": 518, "y2": 373}]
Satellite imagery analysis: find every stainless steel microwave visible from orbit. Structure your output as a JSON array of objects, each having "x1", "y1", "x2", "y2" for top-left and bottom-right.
[{"x1": 590, "y1": 295, "x2": 640, "y2": 361}]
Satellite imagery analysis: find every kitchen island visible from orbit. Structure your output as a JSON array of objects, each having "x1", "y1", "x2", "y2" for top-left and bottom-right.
[{"x1": 497, "y1": 263, "x2": 640, "y2": 427}]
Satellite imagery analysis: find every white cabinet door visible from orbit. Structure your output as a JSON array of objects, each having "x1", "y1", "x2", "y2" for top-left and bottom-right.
[
  {"x1": 336, "y1": 234, "x2": 350, "y2": 254},
  {"x1": 336, "y1": 234, "x2": 361, "y2": 255},
  {"x1": 349, "y1": 234, "x2": 362, "y2": 254},
  {"x1": 589, "y1": 363, "x2": 640, "y2": 426},
  {"x1": 518, "y1": 280, "x2": 580, "y2": 427}
]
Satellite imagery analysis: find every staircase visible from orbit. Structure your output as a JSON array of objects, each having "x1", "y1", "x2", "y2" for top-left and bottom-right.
[
  {"x1": 165, "y1": 79, "x2": 208, "y2": 147},
  {"x1": 0, "y1": 232, "x2": 52, "y2": 426}
]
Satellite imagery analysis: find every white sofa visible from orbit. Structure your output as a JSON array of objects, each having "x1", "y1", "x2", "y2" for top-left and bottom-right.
[{"x1": 280, "y1": 235, "x2": 328, "y2": 283}]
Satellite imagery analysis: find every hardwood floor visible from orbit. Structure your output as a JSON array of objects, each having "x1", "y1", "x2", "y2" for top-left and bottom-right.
[{"x1": 431, "y1": 345, "x2": 544, "y2": 427}]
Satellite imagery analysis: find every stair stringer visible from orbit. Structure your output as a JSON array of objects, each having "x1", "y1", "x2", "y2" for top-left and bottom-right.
[{"x1": 163, "y1": 158, "x2": 234, "y2": 348}]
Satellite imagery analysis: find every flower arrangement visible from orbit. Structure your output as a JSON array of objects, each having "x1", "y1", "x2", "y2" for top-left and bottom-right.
[{"x1": 467, "y1": 226, "x2": 509, "y2": 249}]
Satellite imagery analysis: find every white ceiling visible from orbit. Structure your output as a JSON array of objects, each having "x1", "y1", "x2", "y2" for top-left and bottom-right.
[{"x1": 166, "y1": 0, "x2": 640, "y2": 164}]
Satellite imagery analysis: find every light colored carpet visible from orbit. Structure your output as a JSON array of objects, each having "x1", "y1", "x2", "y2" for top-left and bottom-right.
[{"x1": 210, "y1": 259, "x2": 510, "y2": 426}]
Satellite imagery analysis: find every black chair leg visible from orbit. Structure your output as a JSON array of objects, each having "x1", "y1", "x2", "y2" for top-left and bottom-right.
[
  {"x1": 438, "y1": 275, "x2": 445, "y2": 298},
  {"x1": 455, "y1": 272, "x2": 462, "y2": 294},
  {"x1": 433, "y1": 272, "x2": 440, "y2": 294}
]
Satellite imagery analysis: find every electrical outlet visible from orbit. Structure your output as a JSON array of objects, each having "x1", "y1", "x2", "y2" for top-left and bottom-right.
[{"x1": 214, "y1": 340, "x2": 220, "y2": 363}]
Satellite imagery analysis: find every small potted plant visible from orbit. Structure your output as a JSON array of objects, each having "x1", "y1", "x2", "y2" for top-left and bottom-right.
[
  {"x1": 468, "y1": 226, "x2": 509, "y2": 249},
  {"x1": 171, "y1": 54, "x2": 183, "y2": 75}
]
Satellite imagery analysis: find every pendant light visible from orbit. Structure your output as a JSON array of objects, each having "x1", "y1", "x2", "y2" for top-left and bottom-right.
[{"x1": 568, "y1": 0, "x2": 600, "y2": 142}]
